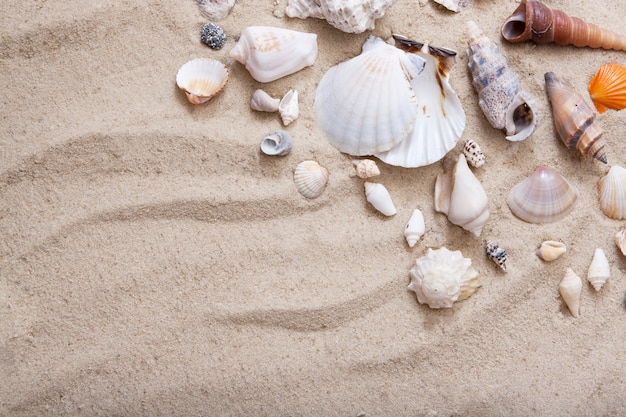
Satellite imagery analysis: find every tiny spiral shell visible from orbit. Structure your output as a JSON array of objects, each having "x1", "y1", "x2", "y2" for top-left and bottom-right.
[
  {"x1": 485, "y1": 240, "x2": 507, "y2": 272},
  {"x1": 352, "y1": 159, "x2": 381, "y2": 179},
  {"x1": 559, "y1": 268, "x2": 582, "y2": 318}
]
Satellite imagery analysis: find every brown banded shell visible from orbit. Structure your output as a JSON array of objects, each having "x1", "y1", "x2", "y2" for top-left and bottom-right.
[
  {"x1": 544, "y1": 72, "x2": 607, "y2": 164},
  {"x1": 508, "y1": 166, "x2": 579, "y2": 224},
  {"x1": 598, "y1": 165, "x2": 626, "y2": 219}
]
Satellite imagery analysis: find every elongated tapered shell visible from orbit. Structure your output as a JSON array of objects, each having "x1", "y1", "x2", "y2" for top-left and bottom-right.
[
  {"x1": 536, "y1": 240, "x2": 567, "y2": 262},
  {"x1": 587, "y1": 248, "x2": 610, "y2": 291},
  {"x1": 598, "y1": 165, "x2": 626, "y2": 219},
  {"x1": 404, "y1": 209, "x2": 425, "y2": 248},
  {"x1": 508, "y1": 166, "x2": 578, "y2": 224},
  {"x1": 175, "y1": 58, "x2": 229, "y2": 104},
  {"x1": 501, "y1": 0, "x2": 626, "y2": 51},
  {"x1": 545, "y1": 72, "x2": 607, "y2": 164},
  {"x1": 279, "y1": 89, "x2": 299, "y2": 126},
  {"x1": 364, "y1": 182, "x2": 396, "y2": 216},
  {"x1": 588, "y1": 63, "x2": 626, "y2": 114},
  {"x1": 559, "y1": 268, "x2": 582, "y2": 318},
  {"x1": 294, "y1": 161, "x2": 329, "y2": 199}
]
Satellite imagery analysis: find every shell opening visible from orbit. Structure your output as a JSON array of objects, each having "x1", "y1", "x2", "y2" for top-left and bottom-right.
[
  {"x1": 501, "y1": 1, "x2": 530, "y2": 43},
  {"x1": 505, "y1": 93, "x2": 537, "y2": 141}
]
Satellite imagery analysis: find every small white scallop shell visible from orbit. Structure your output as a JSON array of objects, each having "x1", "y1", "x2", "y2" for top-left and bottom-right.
[
  {"x1": 408, "y1": 247, "x2": 481, "y2": 309},
  {"x1": 588, "y1": 248, "x2": 610, "y2": 291},
  {"x1": 251, "y1": 89, "x2": 280, "y2": 112},
  {"x1": 364, "y1": 182, "x2": 396, "y2": 216},
  {"x1": 279, "y1": 89, "x2": 299, "y2": 126},
  {"x1": 404, "y1": 209, "x2": 426, "y2": 248},
  {"x1": 195, "y1": 0, "x2": 235, "y2": 21},
  {"x1": 536, "y1": 240, "x2": 567, "y2": 261},
  {"x1": 485, "y1": 240, "x2": 507, "y2": 272},
  {"x1": 598, "y1": 165, "x2": 626, "y2": 219},
  {"x1": 559, "y1": 268, "x2": 582, "y2": 318},
  {"x1": 229, "y1": 26, "x2": 318, "y2": 83},
  {"x1": 615, "y1": 226, "x2": 626, "y2": 257},
  {"x1": 352, "y1": 159, "x2": 380, "y2": 179},
  {"x1": 260, "y1": 130, "x2": 292, "y2": 156},
  {"x1": 508, "y1": 166, "x2": 578, "y2": 224},
  {"x1": 176, "y1": 58, "x2": 229, "y2": 104},
  {"x1": 463, "y1": 138, "x2": 485, "y2": 168},
  {"x1": 294, "y1": 161, "x2": 329, "y2": 199}
]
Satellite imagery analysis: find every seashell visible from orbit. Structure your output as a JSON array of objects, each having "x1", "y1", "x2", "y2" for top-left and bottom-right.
[
  {"x1": 175, "y1": 58, "x2": 229, "y2": 104},
  {"x1": 536, "y1": 240, "x2": 567, "y2": 262},
  {"x1": 285, "y1": 0, "x2": 397, "y2": 34},
  {"x1": 434, "y1": 154, "x2": 489, "y2": 237},
  {"x1": 559, "y1": 268, "x2": 582, "y2": 318},
  {"x1": 200, "y1": 22, "x2": 226, "y2": 50},
  {"x1": 278, "y1": 89, "x2": 299, "y2": 126},
  {"x1": 485, "y1": 240, "x2": 507, "y2": 272},
  {"x1": 294, "y1": 161, "x2": 329, "y2": 199},
  {"x1": 250, "y1": 89, "x2": 280, "y2": 113},
  {"x1": 260, "y1": 130, "x2": 292, "y2": 156},
  {"x1": 404, "y1": 209, "x2": 426, "y2": 248},
  {"x1": 463, "y1": 138, "x2": 485, "y2": 168},
  {"x1": 544, "y1": 72, "x2": 607, "y2": 164},
  {"x1": 508, "y1": 166, "x2": 579, "y2": 224},
  {"x1": 352, "y1": 159, "x2": 380, "y2": 179},
  {"x1": 614, "y1": 226, "x2": 626, "y2": 257},
  {"x1": 432, "y1": 0, "x2": 473, "y2": 12},
  {"x1": 588, "y1": 63, "x2": 626, "y2": 114},
  {"x1": 195, "y1": 0, "x2": 236, "y2": 21},
  {"x1": 229, "y1": 26, "x2": 318, "y2": 83},
  {"x1": 408, "y1": 247, "x2": 481, "y2": 309},
  {"x1": 587, "y1": 248, "x2": 610, "y2": 292},
  {"x1": 501, "y1": 0, "x2": 626, "y2": 51},
  {"x1": 466, "y1": 20, "x2": 538, "y2": 142},
  {"x1": 364, "y1": 182, "x2": 396, "y2": 216},
  {"x1": 598, "y1": 165, "x2": 626, "y2": 219}
]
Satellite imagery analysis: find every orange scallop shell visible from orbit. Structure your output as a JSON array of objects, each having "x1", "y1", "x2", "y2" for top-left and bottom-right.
[{"x1": 588, "y1": 63, "x2": 626, "y2": 114}]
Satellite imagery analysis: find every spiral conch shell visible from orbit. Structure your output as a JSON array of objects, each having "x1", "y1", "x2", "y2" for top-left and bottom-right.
[
  {"x1": 278, "y1": 89, "x2": 299, "y2": 126},
  {"x1": 364, "y1": 182, "x2": 396, "y2": 216},
  {"x1": 587, "y1": 248, "x2": 610, "y2": 292},
  {"x1": 559, "y1": 268, "x2": 582, "y2": 318},
  {"x1": 404, "y1": 209, "x2": 426, "y2": 248},
  {"x1": 597, "y1": 165, "x2": 626, "y2": 219},
  {"x1": 501, "y1": 0, "x2": 626, "y2": 51},
  {"x1": 195, "y1": 0, "x2": 235, "y2": 21},
  {"x1": 485, "y1": 240, "x2": 507, "y2": 272},
  {"x1": 434, "y1": 154, "x2": 489, "y2": 237},
  {"x1": 544, "y1": 72, "x2": 607, "y2": 164},
  {"x1": 408, "y1": 247, "x2": 480, "y2": 309},
  {"x1": 466, "y1": 21, "x2": 538, "y2": 142}
]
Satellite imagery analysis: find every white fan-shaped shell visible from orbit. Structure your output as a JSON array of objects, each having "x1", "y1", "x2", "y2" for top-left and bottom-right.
[
  {"x1": 294, "y1": 161, "x2": 329, "y2": 199},
  {"x1": 404, "y1": 209, "x2": 426, "y2": 247},
  {"x1": 352, "y1": 159, "x2": 380, "y2": 179},
  {"x1": 279, "y1": 89, "x2": 299, "y2": 126},
  {"x1": 598, "y1": 165, "x2": 626, "y2": 219},
  {"x1": 364, "y1": 182, "x2": 396, "y2": 216},
  {"x1": 559, "y1": 268, "x2": 582, "y2": 318},
  {"x1": 229, "y1": 26, "x2": 318, "y2": 83},
  {"x1": 587, "y1": 248, "x2": 610, "y2": 291},
  {"x1": 176, "y1": 58, "x2": 229, "y2": 104},
  {"x1": 536, "y1": 240, "x2": 567, "y2": 261},
  {"x1": 251, "y1": 89, "x2": 280, "y2": 112}
]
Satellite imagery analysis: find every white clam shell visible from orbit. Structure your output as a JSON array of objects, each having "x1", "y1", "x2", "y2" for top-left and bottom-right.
[
  {"x1": 364, "y1": 182, "x2": 396, "y2": 216},
  {"x1": 559, "y1": 268, "x2": 582, "y2": 318},
  {"x1": 434, "y1": 154, "x2": 489, "y2": 237},
  {"x1": 508, "y1": 166, "x2": 578, "y2": 224},
  {"x1": 195, "y1": 0, "x2": 236, "y2": 21},
  {"x1": 175, "y1": 58, "x2": 229, "y2": 104},
  {"x1": 408, "y1": 247, "x2": 480, "y2": 309},
  {"x1": 404, "y1": 209, "x2": 426, "y2": 248},
  {"x1": 352, "y1": 159, "x2": 380, "y2": 179},
  {"x1": 598, "y1": 165, "x2": 626, "y2": 219},
  {"x1": 463, "y1": 138, "x2": 485, "y2": 168},
  {"x1": 587, "y1": 248, "x2": 610, "y2": 291},
  {"x1": 250, "y1": 89, "x2": 280, "y2": 112},
  {"x1": 279, "y1": 89, "x2": 299, "y2": 126},
  {"x1": 260, "y1": 130, "x2": 292, "y2": 156},
  {"x1": 229, "y1": 26, "x2": 318, "y2": 83},
  {"x1": 536, "y1": 240, "x2": 567, "y2": 262},
  {"x1": 294, "y1": 161, "x2": 329, "y2": 199}
]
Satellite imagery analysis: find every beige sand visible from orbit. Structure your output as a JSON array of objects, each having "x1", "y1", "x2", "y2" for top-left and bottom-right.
[{"x1": 2, "y1": 0, "x2": 626, "y2": 415}]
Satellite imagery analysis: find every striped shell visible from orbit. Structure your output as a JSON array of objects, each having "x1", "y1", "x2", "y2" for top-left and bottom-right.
[
  {"x1": 175, "y1": 58, "x2": 229, "y2": 104},
  {"x1": 352, "y1": 159, "x2": 380, "y2": 179},
  {"x1": 598, "y1": 165, "x2": 626, "y2": 219},
  {"x1": 294, "y1": 161, "x2": 329, "y2": 199},
  {"x1": 588, "y1": 63, "x2": 626, "y2": 114}
]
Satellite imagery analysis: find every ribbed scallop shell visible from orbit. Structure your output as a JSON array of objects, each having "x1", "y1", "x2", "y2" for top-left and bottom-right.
[
  {"x1": 598, "y1": 165, "x2": 626, "y2": 219},
  {"x1": 588, "y1": 63, "x2": 626, "y2": 114},
  {"x1": 508, "y1": 166, "x2": 579, "y2": 224},
  {"x1": 175, "y1": 58, "x2": 229, "y2": 104},
  {"x1": 294, "y1": 161, "x2": 329, "y2": 199}
]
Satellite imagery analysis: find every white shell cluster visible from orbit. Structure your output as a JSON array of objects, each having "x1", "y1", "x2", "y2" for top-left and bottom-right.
[
  {"x1": 404, "y1": 209, "x2": 426, "y2": 248},
  {"x1": 408, "y1": 247, "x2": 480, "y2": 309},
  {"x1": 294, "y1": 161, "x2": 329, "y2": 199},
  {"x1": 598, "y1": 165, "x2": 626, "y2": 219},
  {"x1": 536, "y1": 240, "x2": 567, "y2": 261},
  {"x1": 560, "y1": 268, "x2": 582, "y2": 318},
  {"x1": 364, "y1": 182, "x2": 396, "y2": 216},
  {"x1": 176, "y1": 58, "x2": 229, "y2": 104},
  {"x1": 260, "y1": 130, "x2": 292, "y2": 156}
]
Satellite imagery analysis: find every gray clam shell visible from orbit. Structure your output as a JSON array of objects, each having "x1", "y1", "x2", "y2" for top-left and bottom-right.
[{"x1": 260, "y1": 130, "x2": 293, "y2": 156}]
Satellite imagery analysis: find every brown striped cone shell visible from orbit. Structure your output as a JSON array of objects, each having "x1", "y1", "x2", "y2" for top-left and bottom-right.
[
  {"x1": 544, "y1": 72, "x2": 607, "y2": 164},
  {"x1": 597, "y1": 165, "x2": 626, "y2": 219},
  {"x1": 501, "y1": 0, "x2": 626, "y2": 51}
]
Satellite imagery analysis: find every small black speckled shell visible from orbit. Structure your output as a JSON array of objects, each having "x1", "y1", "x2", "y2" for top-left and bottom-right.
[
  {"x1": 486, "y1": 240, "x2": 507, "y2": 272},
  {"x1": 201, "y1": 23, "x2": 226, "y2": 50}
]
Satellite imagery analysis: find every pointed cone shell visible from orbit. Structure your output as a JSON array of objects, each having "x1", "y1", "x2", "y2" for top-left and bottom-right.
[
  {"x1": 598, "y1": 165, "x2": 626, "y2": 219},
  {"x1": 434, "y1": 154, "x2": 489, "y2": 237},
  {"x1": 279, "y1": 89, "x2": 299, "y2": 126},
  {"x1": 294, "y1": 161, "x2": 329, "y2": 199},
  {"x1": 587, "y1": 248, "x2": 610, "y2": 291},
  {"x1": 260, "y1": 130, "x2": 292, "y2": 156},
  {"x1": 536, "y1": 240, "x2": 567, "y2": 262},
  {"x1": 176, "y1": 58, "x2": 229, "y2": 104},
  {"x1": 588, "y1": 63, "x2": 626, "y2": 114},
  {"x1": 559, "y1": 268, "x2": 582, "y2": 318},
  {"x1": 508, "y1": 166, "x2": 578, "y2": 224},
  {"x1": 545, "y1": 72, "x2": 607, "y2": 164},
  {"x1": 352, "y1": 159, "x2": 380, "y2": 179},
  {"x1": 250, "y1": 89, "x2": 280, "y2": 112},
  {"x1": 615, "y1": 226, "x2": 626, "y2": 257},
  {"x1": 364, "y1": 182, "x2": 396, "y2": 216},
  {"x1": 501, "y1": 0, "x2": 626, "y2": 51},
  {"x1": 229, "y1": 26, "x2": 318, "y2": 83},
  {"x1": 404, "y1": 209, "x2": 426, "y2": 248}
]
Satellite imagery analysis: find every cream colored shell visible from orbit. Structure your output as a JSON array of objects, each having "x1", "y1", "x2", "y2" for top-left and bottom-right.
[
  {"x1": 175, "y1": 58, "x2": 229, "y2": 104},
  {"x1": 598, "y1": 165, "x2": 626, "y2": 219},
  {"x1": 587, "y1": 248, "x2": 610, "y2": 291},
  {"x1": 559, "y1": 268, "x2": 582, "y2": 318},
  {"x1": 352, "y1": 159, "x2": 380, "y2": 179},
  {"x1": 251, "y1": 89, "x2": 280, "y2": 112},
  {"x1": 294, "y1": 161, "x2": 329, "y2": 199},
  {"x1": 364, "y1": 182, "x2": 396, "y2": 216},
  {"x1": 536, "y1": 240, "x2": 567, "y2": 261},
  {"x1": 463, "y1": 138, "x2": 485, "y2": 168},
  {"x1": 279, "y1": 89, "x2": 299, "y2": 126}
]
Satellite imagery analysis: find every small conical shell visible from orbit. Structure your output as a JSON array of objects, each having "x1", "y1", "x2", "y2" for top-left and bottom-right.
[
  {"x1": 364, "y1": 182, "x2": 396, "y2": 216},
  {"x1": 250, "y1": 89, "x2": 280, "y2": 112},
  {"x1": 598, "y1": 165, "x2": 626, "y2": 220},
  {"x1": 587, "y1": 248, "x2": 610, "y2": 291},
  {"x1": 260, "y1": 130, "x2": 292, "y2": 156},
  {"x1": 352, "y1": 159, "x2": 380, "y2": 179},
  {"x1": 175, "y1": 58, "x2": 229, "y2": 104},
  {"x1": 294, "y1": 161, "x2": 329, "y2": 199},
  {"x1": 588, "y1": 63, "x2": 626, "y2": 114},
  {"x1": 559, "y1": 268, "x2": 582, "y2": 318},
  {"x1": 614, "y1": 226, "x2": 626, "y2": 257},
  {"x1": 463, "y1": 138, "x2": 485, "y2": 168},
  {"x1": 485, "y1": 240, "x2": 507, "y2": 272},
  {"x1": 536, "y1": 240, "x2": 567, "y2": 261},
  {"x1": 279, "y1": 89, "x2": 299, "y2": 126},
  {"x1": 404, "y1": 209, "x2": 425, "y2": 248}
]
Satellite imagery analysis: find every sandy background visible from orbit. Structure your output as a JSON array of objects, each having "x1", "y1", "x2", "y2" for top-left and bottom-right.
[{"x1": 1, "y1": 0, "x2": 626, "y2": 415}]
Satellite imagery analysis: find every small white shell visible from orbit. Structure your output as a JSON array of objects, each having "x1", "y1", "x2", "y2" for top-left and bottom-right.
[
  {"x1": 615, "y1": 226, "x2": 626, "y2": 257},
  {"x1": 536, "y1": 240, "x2": 567, "y2": 261},
  {"x1": 294, "y1": 161, "x2": 329, "y2": 199},
  {"x1": 352, "y1": 159, "x2": 380, "y2": 179},
  {"x1": 485, "y1": 240, "x2": 507, "y2": 272},
  {"x1": 404, "y1": 209, "x2": 426, "y2": 248},
  {"x1": 463, "y1": 138, "x2": 485, "y2": 168},
  {"x1": 229, "y1": 26, "x2": 318, "y2": 83},
  {"x1": 195, "y1": 0, "x2": 235, "y2": 21},
  {"x1": 587, "y1": 248, "x2": 610, "y2": 291},
  {"x1": 260, "y1": 130, "x2": 292, "y2": 156},
  {"x1": 279, "y1": 89, "x2": 299, "y2": 126},
  {"x1": 364, "y1": 182, "x2": 396, "y2": 216},
  {"x1": 433, "y1": 0, "x2": 473, "y2": 12},
  {"x1": 408, "y1": 247, "x2": 480, "y2": 309},
  {"x1": 559, "y1": 268, "x2": 582, "y2": 318},
  {"x1": 598, "y1": 165, "x2": 626, "y2": 219},
  {"x1": 251, "y1": 89, "x2": 280, "y2": 112},
  {"x1": 176, "y1": 58, "x2": 229, "y2": 104}
]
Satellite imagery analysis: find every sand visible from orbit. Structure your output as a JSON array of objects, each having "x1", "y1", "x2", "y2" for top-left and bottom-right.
[{"x1": 1, "y1": 0, "x2": 626, "y2": 415}]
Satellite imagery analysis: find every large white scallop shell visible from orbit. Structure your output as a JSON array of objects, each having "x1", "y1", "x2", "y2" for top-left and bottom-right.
[
  {"x1": 508, "y1": 166, "x2": 579, "y2": 224},
  {"x1": 408, "y1": 247, "x2": 480, "y2": 309},
  {"x1": 294, "y1": 161, "x2": 329, "y2": 199},
  {"x1": 559, "y1": 268, "x2": 582, "y2": 318},
  {"x1": 404, "y1": 209, "x2": 426, "y2": 248},
  {"x1": 587, "y1": 248, "x2": 610, "y2": 291},
  {"x1": 364, "y1": 182, "x2": 396, "y2": 216},
  {"x1": 229, "y1": 26, "x2": 318, "y2": 83},
  {"x1": 598, "y1": 165, "x2": 626, "y2": 219},
  {"x1": 175, "y1": 58, "x2": 229, "y2": 104}
]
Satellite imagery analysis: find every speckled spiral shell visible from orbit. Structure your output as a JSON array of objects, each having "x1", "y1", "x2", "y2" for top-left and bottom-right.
[
  {"x1": 466, "y1": 21, "x2": 538, "y2": 142},
  {"x1": 294, "y1": 161, "x2": 329, "y2": 199},
  {"x1": 544, "y1": 72, "x2": 607, "y2": 164},
  {"x1": 559, "y1": 268, "x2": 582, "y2": 318},
  {"x1": 598, "y1": 165, "x2": 626, "y2": 219},
  {"x1": 588, "y1": 63, "x2": 626, "y2": 114},
  {"x1": 463, "y1": 138, "x2": 485, "y2": 168},
  {"x1": 485, "y1": 240, "x2": 507, "y2": 272}
]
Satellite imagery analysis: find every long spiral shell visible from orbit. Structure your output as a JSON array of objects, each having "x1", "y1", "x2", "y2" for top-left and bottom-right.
[{"x1": 501, "y1": 0, "x2": 626, "y2": 51}]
